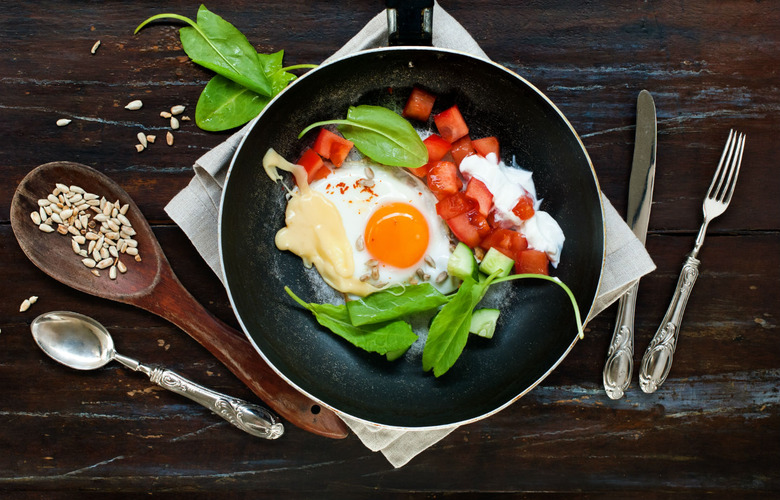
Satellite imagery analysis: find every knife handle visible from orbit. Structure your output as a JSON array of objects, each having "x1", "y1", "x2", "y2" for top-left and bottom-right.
[
  {"x1": 603, "y1": 281, "x2": 639, "y2": 399},
  {"x1": 639, "y1": 254, "x2": 700, "y2": 393}
]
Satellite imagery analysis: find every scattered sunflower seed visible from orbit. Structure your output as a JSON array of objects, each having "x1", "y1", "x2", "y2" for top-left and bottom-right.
[
  {"x1": 181, "y1": 115, "x2": 191, "y2": 121},
  {"x1": 19, "y1": 299, "x2": 31, "y2": 312},
  {"x1": 38, "y1": 223, "x2": 54, "y2": 233},
  {"x1": 170, "y1": 116, "x2": 180, "y2": 130},
  {"x1": 30, "y1": 211, "x2": 42, "y2": 225},
  {"x1": 56, "y1": 118, "x2": 72, "y2": 127},
  {"x1": 125, "y1": 99, "x2": 143, "y2": 110},
  {"x1": 91, "y1": 40, "x2": 101, "y2": 54},
  {"x1": 166, "y1": 131, "x2": 174, "y2": 146},
  {"x1": 170, "y1": 105, "x2": 186, "y2": 115},
  {"x1": 160, "y1": 110, "x2": 172, "y2": 119},
  {"x1": 436, "y1": 271, "x2": 449, "y2": 284},
  {"x1": 137, "y1": 132, "x2": 148, "y2": 148},
  {"x1": 146, "y1": 134, "x2": 156, "y2": 144},
  {"x1": 135, "y1": 144, "x2": 145, "y2": 153}
]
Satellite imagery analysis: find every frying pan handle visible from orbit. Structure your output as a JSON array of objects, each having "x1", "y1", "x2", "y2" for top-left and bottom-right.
[{"x1": 386, "y1": 0, "x2": 434, "y2": 46}]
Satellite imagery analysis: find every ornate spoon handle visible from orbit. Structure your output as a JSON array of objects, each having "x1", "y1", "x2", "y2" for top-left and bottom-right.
[
  {"x1": 639, "y1": 254, "x2": 700, "y2": 393},
  {"x1": 114, "y1": 353, "x2": 284, "y2": 440},
  {"x1": 603, "y1": 281, "x2": 638, "y2": 399}
]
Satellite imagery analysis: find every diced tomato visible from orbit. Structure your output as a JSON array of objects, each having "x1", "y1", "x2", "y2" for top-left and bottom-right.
[
  {"x1": 479, "y1": 228, "x2": 528, "y2": 259},
  {"x1": 511, "y1": 194, "x2": 535, "y2": 221},
  {"x1": 464, "y1": 178, "x2": 493, "y2": 217},
  {"x1": 310, "y1": 165, "x2": 332, "y2": 182},
  {"x1": 423, "y1": 134, "x2": 451, "y2": 162},
  {"x1": 409, "y1": 163, "x2": 430, "y2": 178},
  {"x1": 426, "y1": 161, "x2": 462, "y2": 200},
  {"x1": 296, "y1": 148, "x2": 325, "y2": 184},
  {"x1": 436, "y1": 192, "x2": 476, "y2": 220},
  {"x1": 312, "y1": 128, "x2": 354, "y2": 167},
  {"x1": 434, "y1": 105, "x2": 469, "y2": 143},
  {"x1": 472, "y1": 136, "x2": 500, "y2": 160},
  {"x1": 514, "y1": 249, "x2": 549, "y2": 275},
  {"x1": 403, "y1": 87, "x2": 436, "y2": 121},
  {"x1": 446, "y1": 210, "x2": 491, "y2": 248},
  {"x1": 450, "y1": 135, "x2": 475, "y2": 166}
]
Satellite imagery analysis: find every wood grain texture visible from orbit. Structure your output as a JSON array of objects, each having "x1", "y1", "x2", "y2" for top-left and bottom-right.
[{"x1": 0, "y1": 0, "x2": 778, "y2": 496}]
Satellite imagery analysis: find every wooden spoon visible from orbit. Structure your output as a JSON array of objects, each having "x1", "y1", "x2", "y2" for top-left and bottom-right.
[{"x1": 11, "y1": 161, "x2": 348, "y2": 439}]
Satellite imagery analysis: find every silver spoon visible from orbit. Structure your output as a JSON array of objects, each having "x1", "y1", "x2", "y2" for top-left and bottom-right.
[{"x1": 31, "y1": 311, "x2": 284, "y2": 440}]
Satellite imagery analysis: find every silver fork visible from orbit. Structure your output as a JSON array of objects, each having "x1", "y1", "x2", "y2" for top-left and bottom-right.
[{"x1": 639, "y1": 129, "x2": 746, "y2": 393}]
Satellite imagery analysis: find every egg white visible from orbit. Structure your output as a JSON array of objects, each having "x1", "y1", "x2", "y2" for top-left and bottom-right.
[{"x1": 309, "y1": 160, "x2": 457, "y2": 294}]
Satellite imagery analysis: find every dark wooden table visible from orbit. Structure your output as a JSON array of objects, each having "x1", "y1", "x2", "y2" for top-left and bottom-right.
[{"x1": 2, "y1": 1, "x2": 778, "y2": 497}]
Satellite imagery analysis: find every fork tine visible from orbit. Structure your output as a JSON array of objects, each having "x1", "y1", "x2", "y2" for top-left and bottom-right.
[
  {"x1": 709, "y1": 129, "x2": 736, "y2": 200},
  {"x1": 722, "y1": 132, "x2": 745, "y2": 205}
]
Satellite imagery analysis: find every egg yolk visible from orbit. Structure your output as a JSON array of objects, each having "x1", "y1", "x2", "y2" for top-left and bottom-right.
[{"x1": 365, "y1": 202, "x2": 429, "y2": 269}]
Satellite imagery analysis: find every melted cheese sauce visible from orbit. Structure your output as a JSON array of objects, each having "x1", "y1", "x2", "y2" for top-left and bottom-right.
[{"x1": 262, "y1": 149, "x2": 377, "y2": 297}]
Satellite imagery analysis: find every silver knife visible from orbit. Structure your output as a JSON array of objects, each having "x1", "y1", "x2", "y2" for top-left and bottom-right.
[{"x1": 602, "y1": 90, "x2": 657, "y2": 400}]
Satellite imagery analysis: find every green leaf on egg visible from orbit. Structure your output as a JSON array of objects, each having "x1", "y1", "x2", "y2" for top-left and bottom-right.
[{"x1": 299, "y1": 105, "x2": 429, "y2": 168}]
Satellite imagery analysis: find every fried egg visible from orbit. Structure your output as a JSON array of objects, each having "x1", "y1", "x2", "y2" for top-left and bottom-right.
[{"x1": 309, "y1": 160, "x2": 457, "y2": 294}]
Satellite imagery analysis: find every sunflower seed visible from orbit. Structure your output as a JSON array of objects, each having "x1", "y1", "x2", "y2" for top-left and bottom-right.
[
  {"x1": 371, "y1": 267, "x2": 379, "y2": 280},
  {"x1": 47, "y1": 194, "x2": 59, "y2": 204},
  {"x1": 125, "y1": 99, "x2": 143, "y2": 110},
  {"x1": 39, "y1": 207, "x2": 47, "y2": 221},
  {"x1": 364, "y1": 167, "x2": 375, "y2": 179},
  {"x1": 82, "y1": 258, "x2": 96, "y2": 268},
  {"x1": 55, "y1": 183, "x2": 69, "y2": 194},
  {"x1": 436, "y1": 271, "x2": 449, "y2": 284},
  {"x1": 91, "y1": 269, "x2": 100, "y2": 277},
  {"x1": 85, "y1": 231, "x2": 99, "y2": 241},
  {"x1": 160, "y1": 110, "x2": 172, "y2": 119},
  {"x1": 125, "y1": 247, "x2": 138, "y2": 256},
  {"x1": 117, "y1": 214, "x2": 131, "y2": 227},
  {"x1": 123, "y1": 238, "x2": 137, "y2": 248},
  {"x1": 109, "y1": 266, "x2": 117, "y2": 280},
  {"x1": 137, "y1": 132, "x2": 148, "y2": 148},
  {"x1": 146, "y1": 134, "x2": 156, "y2": 144},
  {"x1": 92, "y1": 248, "x2": 101, "y2": 261},
  {"x1": 102, "y1": 202, "x2": 112, "y2": 216},
  {"x1": 357, "y1": 178, "x2": 375, "y2": 188},
  {"x1": 38, "y1": 223, "x2": 54, "y2": 233},
  {"x1": 69, "y1": 185, "x2": 85, "y2": 194},
  {"x1": 170, "y1": 116, "x2": 180, "y2": 130},
  {"x1": 68, "y1": 193, "x2": 83, "y2": 204},
  {"x1": 56, "y1": 118, "x2": 72, "y2": 127},
  {"x1": 19, "y1": 299, "x2": 31, "y2": 312},
  {"x1": 68, "y1": 226, "x2": 79, "y2": 236},
  {"x1": 108, "y1": 245, "x2": 119, "y2": 258},
  {"x1": 366, "y1": 259, "x2": 378, "y2": 268},
  {"x1": 73, "y1": 235, "x2": 86, "y2": 245},
  {"x1": 409, "y1": 277, "x2": 419, "y2": 286},
  {"x1": 416, "y1": 268, "x2": 426, "y2": 280},
  {"x1": 96, "y1": 258, "x2": 113, "y2": 269},
  {"x1": 171, "y1": 105, "x2": 186, "y2": 115},
  {"x1": 90, "y1": 40, "x2": 101, "y2": 54},
  {"x1": 30, "y1": 211, "x2": 41, "y2": 225},
  {"x1": 59, "y1": 208, "x2": 73, "y2": 220},
  {"x1": 135, "y1": 144, "x2": 144, "y2": 153},
  {"x1": 117, "y1": 260, "x2": 127, "y2": 273},
  {"x1": 107, "y1": 220, "x2": 120, "y2": 232},
  {"x1": 166, "y1": 131, "x2": 174, "y2": 146},
  {"x1": 134, "y1": 254, "x2": 142, "y2": 262},
  {"x1": 100, "y1": 247, "x2": 109, "y2": 260},
  {"x1": 119, "y1": 203, "x2": 129, "y2": 215},
  {"x1": 359, "y1": 273, "x2": 371, "y2": 282},
  {"x1": 79, "y1": 250, "x2": 88, "y2": 258},
  {"x1": 355, "y1": 236, "x2": 365, "y2": 251},
  {"x1": 424, "y1": 255, "x2": 436, "y2": 268},
  {"x1": 38, "y1": 198, "x2": 51, "y2": 207},
  {"x1": 71, "y1": 239, "x2": 81, "y2": 254},
  {"x1": 181, "y1": 115, "x2": 191, "y2": 121},
  {"x1": 84, "y1": 193, "x2": 99, "y2": 200}
]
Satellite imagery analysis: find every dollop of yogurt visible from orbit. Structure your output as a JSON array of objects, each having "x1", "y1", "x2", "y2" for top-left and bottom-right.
[{"x1": 459, "y1": 153, "x2": 565, "y2": 267}]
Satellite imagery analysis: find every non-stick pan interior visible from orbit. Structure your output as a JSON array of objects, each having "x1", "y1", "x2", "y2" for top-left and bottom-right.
[{"x1": 221, "y1": 48, "x2": 604, "y2": 428}]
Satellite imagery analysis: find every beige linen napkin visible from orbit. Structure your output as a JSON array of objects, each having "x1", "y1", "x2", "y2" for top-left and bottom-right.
[{"x1": 165, "y1": 3, "x2": 655, "y2": 468}]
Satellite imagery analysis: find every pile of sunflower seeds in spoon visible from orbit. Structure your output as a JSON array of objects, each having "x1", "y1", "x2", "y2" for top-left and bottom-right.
[{"x1": 30, "y1": 183, "x2": 141, "y2": 280}]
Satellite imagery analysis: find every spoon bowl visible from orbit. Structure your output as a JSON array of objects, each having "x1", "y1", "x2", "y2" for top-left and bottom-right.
[
  {"x1": 11, "y1": 161, "x2": 347, "y2": 439},
  {"x1": 31, "y1": 311, "x2": 114, "y2": 371}
]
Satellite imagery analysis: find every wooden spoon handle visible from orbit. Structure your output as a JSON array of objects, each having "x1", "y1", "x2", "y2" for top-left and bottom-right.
[{"x1": 138, "y1": 268, "x2": 348, "y2": 439}]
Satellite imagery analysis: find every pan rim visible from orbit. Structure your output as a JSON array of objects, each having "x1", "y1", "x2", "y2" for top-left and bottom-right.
[{"x1": 219, "y1": 46, "x2": 606, "y2": 430}]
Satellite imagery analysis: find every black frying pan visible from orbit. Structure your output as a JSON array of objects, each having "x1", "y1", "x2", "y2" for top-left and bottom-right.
[{"x1": 220, "y1": 46, "x2": 605, "y2": 429}]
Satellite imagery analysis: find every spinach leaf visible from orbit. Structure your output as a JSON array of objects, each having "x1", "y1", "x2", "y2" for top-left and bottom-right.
[
  {"x1": 195, "y1": 51, "x2": 307, "y2": 131},
  {"x1": 346, "y1": 283, "x2": 450, "y2": 326},
  {"x1": 285, "y1": 287, "x2": 418, "y2": 355},
  {"x1": 196, "y1": 75, "x2": 270, "y2": 131},
  {"x1": 299, "y1": 105, "x2": 428, "y2": 168},
  {"x1": 136, "y1": 5, "x2": 272, "y2": 97},
  {"x1": 422, "y1": 278, "x2": 483, "y2": 377}
]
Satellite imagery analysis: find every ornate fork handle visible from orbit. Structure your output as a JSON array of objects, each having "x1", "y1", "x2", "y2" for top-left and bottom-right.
[
  {"x1": 115, "y1": 354, "x2": 284, "y2": 439},
  {"x1": 639, "y1": 254, "x2": 700, "y2": 393}
]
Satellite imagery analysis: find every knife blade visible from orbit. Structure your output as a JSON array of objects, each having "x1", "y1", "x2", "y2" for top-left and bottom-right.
[{"x1": 603, "y1": 90, "x2": 657, "y2": 399}]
